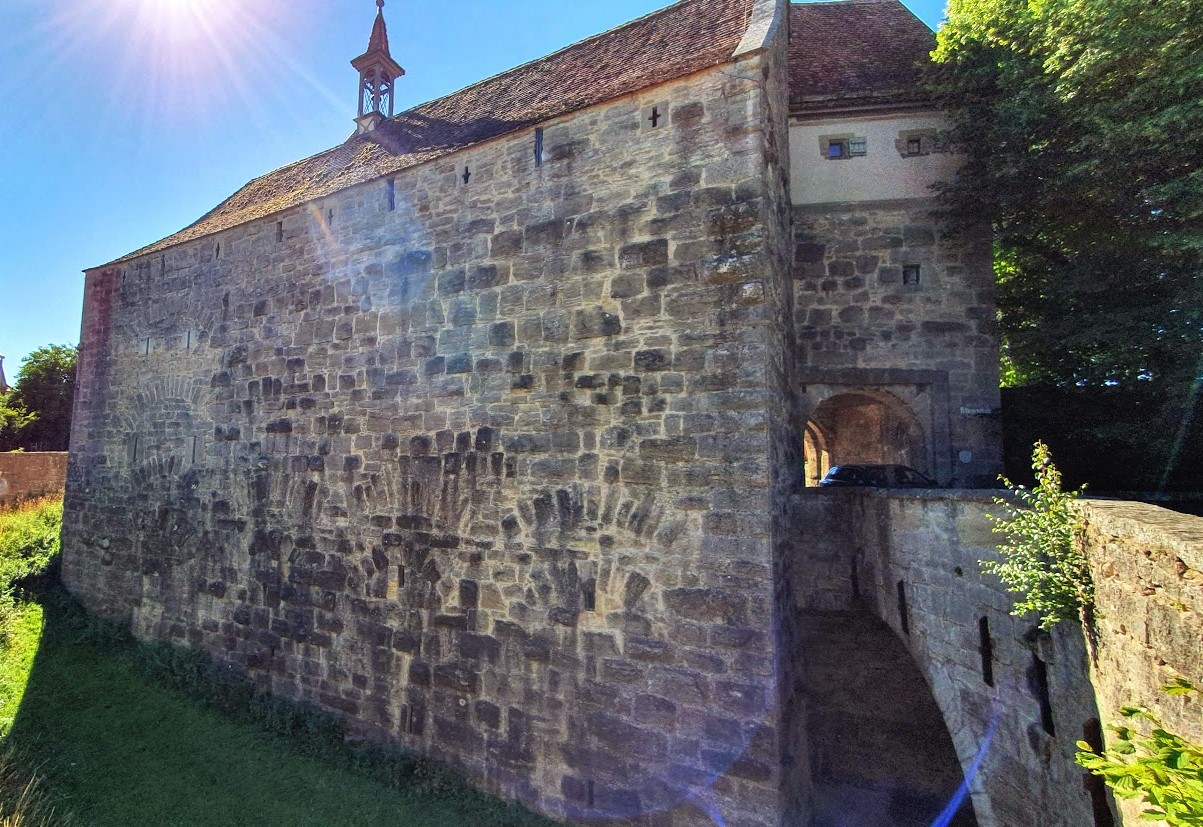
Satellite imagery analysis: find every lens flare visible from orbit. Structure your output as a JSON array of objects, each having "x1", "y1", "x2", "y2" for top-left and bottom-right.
[{"x1": 21, "y1": 0, "x2": 344, "y2": 131}]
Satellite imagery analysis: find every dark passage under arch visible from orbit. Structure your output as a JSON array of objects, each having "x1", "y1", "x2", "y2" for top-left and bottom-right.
[
  {"x1": 804, "y1": 390, "x2": 930, "y2": 486},
  {"x1": 797, "y1": 611, "x2": 978, "y2": 827}
]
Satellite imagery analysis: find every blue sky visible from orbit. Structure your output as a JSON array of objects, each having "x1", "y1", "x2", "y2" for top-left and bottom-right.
[{"x1": 0, "y1": 0, "x2": 945, "y2": 377}]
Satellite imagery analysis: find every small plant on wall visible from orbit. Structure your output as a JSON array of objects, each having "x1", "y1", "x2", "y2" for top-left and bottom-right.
[
  {"x1": 982, "y1": 441, "x2": 1094, "y2": 630},
  {"x1": 1076, "y1": 679, "x2": 1203, "y2": 826}
]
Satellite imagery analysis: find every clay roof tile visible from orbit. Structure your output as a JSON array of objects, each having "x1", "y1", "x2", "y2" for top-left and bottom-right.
[{"x1": 789, "y1": 0, "x2": 935, "y2": 113}]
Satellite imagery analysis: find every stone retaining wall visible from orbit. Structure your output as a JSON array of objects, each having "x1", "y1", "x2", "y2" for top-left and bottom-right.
[
  {"x1": 1080, "y1": 500, "x2": 1203, "y2": 825},
  {"x1": 0, "y1": 452, "x2": 68, "y2": 506},
  {"x1": 789, "y1": 489, "x2": 1101, "y2": 826}
]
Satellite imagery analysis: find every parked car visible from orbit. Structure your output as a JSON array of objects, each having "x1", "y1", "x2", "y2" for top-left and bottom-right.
[{"x1": 819, "y1": 464, "x2": 938, "y2": 488}]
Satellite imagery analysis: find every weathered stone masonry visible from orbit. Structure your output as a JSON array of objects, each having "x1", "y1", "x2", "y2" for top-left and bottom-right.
[
  {"x1": 793, "y1": 202, "x2": 1000, "y2": 487},
  {"x1": 0, "y1": 452, "x2": 68, "y2": 506},
  {"x1": 787, "y1": 490, "x2": 1203, "y2": 827},
  {"x1": 63, "y1": 5, "x2": 798, "y2": 824},
  {"x1": 64, "y1": 2, "x2": 1203, "y2": 826}
]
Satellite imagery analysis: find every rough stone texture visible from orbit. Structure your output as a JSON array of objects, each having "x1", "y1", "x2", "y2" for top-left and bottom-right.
[
  {"x1": 1080, "y1": 500, "x2": 1203, "y2": 826},
  {"x1": 0, "y1": 452, "x2": 68, "y2": 506},
  {"x1": 792, "y1": 203, "x2": 1001, "y2": 486},
  {"x1": 62, "y1": 14, "x2": 793, "y2": 826}
]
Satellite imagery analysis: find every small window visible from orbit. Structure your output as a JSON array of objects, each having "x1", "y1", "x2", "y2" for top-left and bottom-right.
[
  {"x1": 898, "y1": 132, "x2": 937, "y2": 157},
  {"x1": 903, "y1": 265, "x2": 922, "y2": 286},
  {"x1": 822, "y1": 135, "x2": 865, "y2": 160},
  {"x1": 387, "y1": 179, "x2": 396, "y2": 212}
]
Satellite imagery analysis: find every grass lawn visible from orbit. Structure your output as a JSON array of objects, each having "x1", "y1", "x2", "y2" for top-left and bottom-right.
[
  {"x1": 0, "y1": 601, "x2": 42, "y2": 736},
  {"x1": 1, "y1": 594, "x2": 554, "y2": 826}
]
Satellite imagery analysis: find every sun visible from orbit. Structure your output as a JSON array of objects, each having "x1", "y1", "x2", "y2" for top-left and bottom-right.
[
  {"x1": 127, "y1": 0, "x2": 241, "y2": 45},
  {"x1": 33, "y1": 0, "x2": 341, "y2": 131},
  {"x1": 57, "y1": 0, "x2": 306, "y2": 118}
]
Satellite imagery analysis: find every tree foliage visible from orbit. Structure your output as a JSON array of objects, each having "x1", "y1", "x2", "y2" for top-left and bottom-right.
[
  {"x1": 0, "y1": 346, "x2": 77, "y2": 453},
  {"x1": 983, "y1": 442, "x2": 1092, "y2": 630},
  {"x1": 0, "y1": 395, "x2": 34, "y2": 453},
  {"x1": 1077, "y1": 680, "x2": 1203, "y2": 827},
  {"x1": 931, "y1": 0, "x2": 1203, "y2": 390}
]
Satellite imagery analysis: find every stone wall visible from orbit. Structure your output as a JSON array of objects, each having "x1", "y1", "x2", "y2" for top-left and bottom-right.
[
  {"x1": 1080, "y1": 500, "x2": 1203, "y2": 826},
  {"x1": 0, "y1": 452, "x2": 68, "y2": 506},
  {"x1": 62, "y1": 6, "x2": 793, "y2": 824},
  {"x1": 791, "y1": 201, "x2": 1001, "y2": 486},
  {"x1": 788, "y1": 490, "x2": 1203, "y2": 827},
  {"x1": 788, "y1": 489, "x2": 1105, "y2": 827}
]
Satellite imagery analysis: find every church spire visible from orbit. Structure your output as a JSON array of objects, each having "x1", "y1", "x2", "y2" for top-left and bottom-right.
[
  {"x1": 0, "y1": 355, "x2": 8, "y2": 395},
  {"x1": 352, "y1": 0, "x2": 405, "y2": 134}
]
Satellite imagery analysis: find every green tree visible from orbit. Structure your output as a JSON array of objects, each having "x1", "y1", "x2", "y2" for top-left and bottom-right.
[
  {"x1": 931, "y1": 0, "x2": 1203, "y2": 390},
  {"x1": 4, "y1": 346, "x2": 77, "y2": 452},
  {"x1": 0, "y1": 393, "x2": 34, "y2": 452}
]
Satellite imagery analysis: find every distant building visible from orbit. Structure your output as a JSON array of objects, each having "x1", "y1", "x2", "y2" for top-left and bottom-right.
[{"x1": 63, "y1": 1, "x2": 1003, "y2": 824}]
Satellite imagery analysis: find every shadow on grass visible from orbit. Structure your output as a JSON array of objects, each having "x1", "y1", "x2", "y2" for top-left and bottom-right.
[{"x1": 2, "y1": 588, "x2": 556, "y2": 827}]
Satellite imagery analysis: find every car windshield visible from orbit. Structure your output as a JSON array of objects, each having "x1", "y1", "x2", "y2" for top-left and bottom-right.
[
  {"x1": 823, "y1": 464, "x2": 934, "y2": 487},
  {"x1": 863, "y1": 467, "x2": 889, "y2": 485},
  {"x1": 894, "y1": 467, "x2": 932, "y2": 485}
]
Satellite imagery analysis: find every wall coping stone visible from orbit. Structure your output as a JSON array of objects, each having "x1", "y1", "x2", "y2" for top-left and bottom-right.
[
  {"x1": 792, "y1": 487, "x2": 1007, "y2": 506},
  {"x1": 1079, "y1": 498, "x2": 1203, "y2": 572}
]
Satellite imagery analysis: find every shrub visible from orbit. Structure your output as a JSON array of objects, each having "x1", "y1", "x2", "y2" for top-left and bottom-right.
[
  {"x1": 0, "y1": 497, "x2": 63, "y2": 591},
  {"x1": 1077, "y1": 680, "x2": 1203, "y2": 826},
  {"x1": 0, "y1": 496, "x2": 62, "y2": 646},
  {"x1": 983, "y1": 442, "x2": 1093, "y2": 630}
]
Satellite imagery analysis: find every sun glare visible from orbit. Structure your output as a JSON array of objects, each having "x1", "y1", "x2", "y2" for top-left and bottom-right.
[{"x1": 30, "y1": 0, "x2": 342, "y2": 130}]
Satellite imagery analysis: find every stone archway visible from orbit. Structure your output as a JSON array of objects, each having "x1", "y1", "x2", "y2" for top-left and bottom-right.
[
  {"x1": 805, "y1": 390, "x2": 929, "y2": 485},
  {"x1": 804, "y1": 421, "x2": 832, "y2": 487},
  {"x1": 799, "y1": 611, "x2": 978, "y2": 827}
]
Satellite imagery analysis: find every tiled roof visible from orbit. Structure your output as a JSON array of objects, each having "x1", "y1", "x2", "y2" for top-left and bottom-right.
[
  {"x1": 789, "y1": 0, "x2": 934, "y2": 113},
  {"x1": 104, "y1": 0, "x2": 755, "y2": 267}
]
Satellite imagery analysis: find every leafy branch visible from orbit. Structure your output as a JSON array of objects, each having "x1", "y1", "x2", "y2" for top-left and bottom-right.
[
  {"x1": 1077, "y1": 680, "x2": 1203, "y2": 826},
  {"x1": 983, "y1": 441, "x2": 1093, "y2": 630}
]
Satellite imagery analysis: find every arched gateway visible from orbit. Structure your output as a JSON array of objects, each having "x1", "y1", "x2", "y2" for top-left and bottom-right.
[{"x1": 805, "y1": 390, "x2": 930, "y2": 485}]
